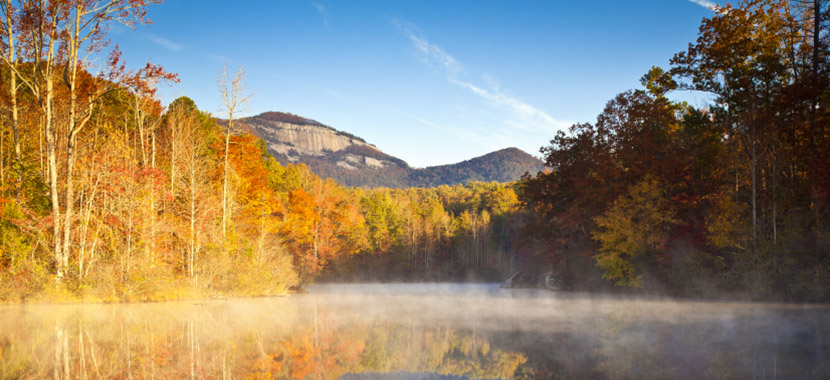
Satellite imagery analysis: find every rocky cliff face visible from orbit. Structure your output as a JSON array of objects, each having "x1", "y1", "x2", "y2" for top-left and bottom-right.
[
  {"x1": 230, "y1": 111, "x2": 544, "y2": 188},
  {"x1": 254, "y1": 122, "x2": 363, "y2": 157},
  {"x1": 240, "y1": 112, "x2": 401, "y2": 171}
]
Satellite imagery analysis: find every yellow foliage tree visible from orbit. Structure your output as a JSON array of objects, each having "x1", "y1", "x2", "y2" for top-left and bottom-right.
[{"x1": 593, "y1": 177, "x2": 676, "y2": 287}]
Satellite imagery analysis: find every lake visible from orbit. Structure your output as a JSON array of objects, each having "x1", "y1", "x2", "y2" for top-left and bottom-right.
[{"x1": 1, "y1": 283, "x2": 828, "y2": 379}]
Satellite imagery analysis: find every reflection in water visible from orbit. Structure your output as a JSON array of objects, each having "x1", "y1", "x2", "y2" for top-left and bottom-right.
[{"x1": 0, "y1": 284, "x2": 829, "y2": 379}]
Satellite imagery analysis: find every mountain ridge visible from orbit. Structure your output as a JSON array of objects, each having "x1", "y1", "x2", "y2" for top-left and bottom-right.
[{"x1": 234, "y1": 112, "x2": 544, "y2": 188}]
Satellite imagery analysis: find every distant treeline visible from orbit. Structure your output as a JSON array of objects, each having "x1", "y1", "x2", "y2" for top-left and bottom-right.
[{"x1": 267, "y1": 144, "x2": 544, "y2": 189}]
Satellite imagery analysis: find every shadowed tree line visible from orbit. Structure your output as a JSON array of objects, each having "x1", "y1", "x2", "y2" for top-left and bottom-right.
[{"x1": 519, "y1": 0, "x2": 830, "y2": 301}]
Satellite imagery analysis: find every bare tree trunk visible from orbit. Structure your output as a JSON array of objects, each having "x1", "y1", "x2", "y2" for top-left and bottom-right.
[
  {"x1": 135, "y1": 101, "x2": 147, "y2": 166},
  {"x1": 170, "y1": 117, "x2": 177, "y2": 195},
  {"x1": 78, "y1": 176, "x2": 100, "y2": 280},
  {"x1": 62, "y1": 133, "x2": 77, "y2": 271},
  {"x1": 3, "y1": 0, "x2": 62, "y2": 276},
  {"x1": 61, "y1": 3, "x2": 84, "y2": 276},
  {"x1": 78, "y1": 190, "x2": 85, "y2": 277},
  {"x1": 46, "y1": 72, "x2": 62, "y2": 277},
  {"x1": 2, "y1": 0, "x2": 20, "y2": 200},
  {"x1": 125, "y1": 197, "x2": 133, "y2": 281},
  {"x1": 149, "y1": 131, "x2": 156, "y2": 267},
  {"x1": 39, "y1": 119, "x2": 44, "y2": 177},
  {"x1": 190, "y1": 181, "x2": 195, "y2": 278},
  {"x1": 222, "y1": 115, "x2": 231, "y2": 238},
  {"x1": 219, "y1": 64, "x2": 251, "y2": 239},
  {"x1": 45, "y1": 11, "x2": 62, "y2": 277},
  {"x1": 189, "y1": 150, "x2": 197, "y2": 280}
]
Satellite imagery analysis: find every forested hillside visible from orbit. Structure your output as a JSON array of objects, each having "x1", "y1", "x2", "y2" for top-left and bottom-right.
[{"x1": 411, "y1": 148, "x2": 545, "y2": 188}]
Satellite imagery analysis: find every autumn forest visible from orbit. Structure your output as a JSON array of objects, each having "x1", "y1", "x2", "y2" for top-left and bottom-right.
[{"x1": 0, "y1": 0, "x2": 829, "y2": 303}]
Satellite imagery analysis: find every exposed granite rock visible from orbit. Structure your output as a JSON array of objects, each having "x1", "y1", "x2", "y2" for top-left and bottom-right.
[{"x1": 220, "y1": 111, "x2": 544, "y2": 188}]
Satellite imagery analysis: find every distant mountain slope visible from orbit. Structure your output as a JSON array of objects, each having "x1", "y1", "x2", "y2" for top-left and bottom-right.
[
  {"x1": 234, "y1": 112, "x2": 544, "y2": 188},
  {"x1": 410, "y1": 148, "x2": 546, "y2": 188}
]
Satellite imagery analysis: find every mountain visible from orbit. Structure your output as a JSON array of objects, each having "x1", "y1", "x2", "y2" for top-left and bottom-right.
[
  {"x1": 236, "y1": 111, "x2": 544, "y2": 188},
  {"x1": 410, "y1": 147, "x2": 546, "y2": 188}
]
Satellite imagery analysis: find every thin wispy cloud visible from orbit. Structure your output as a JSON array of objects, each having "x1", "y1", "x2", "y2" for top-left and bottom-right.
[
  {"x1": 146, "y1": 34, "x2": 182, "y2": 51},
  {"x1": 312, "y1": 3, "x2": 329, "y2": 27},
  {"x1": 412, "y1": 116, "x2": 501, "y2": 150},
  {"x1": 688, "y1": 0, "x2": 717, "y2": 11},
  {"x1": 396, "y1": 21, "x2": 461, "y2": 75},
  {"x1": 396, "y1": 21, "x2": 570, "y2": 133},
  {"x1": 449, "y1": 78, "x2": 571, "y2": 130}
]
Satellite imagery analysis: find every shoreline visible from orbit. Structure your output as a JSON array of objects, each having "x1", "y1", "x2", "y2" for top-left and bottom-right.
[
  {"x1": 5, "y1": 280, "x2": 830, "y2": 307},
  {"x1": 0, "y1": 286, "x2": 299, "y2": 306}
]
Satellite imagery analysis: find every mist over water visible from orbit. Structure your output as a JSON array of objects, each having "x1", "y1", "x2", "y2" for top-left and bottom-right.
[{"x1": 1, "y1": 284, "x2": 828, "y2": 379}]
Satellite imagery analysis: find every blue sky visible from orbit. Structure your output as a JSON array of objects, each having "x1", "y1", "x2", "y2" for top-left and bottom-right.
[{"x1": 108, "y1": 0, "x2": 722, "y2": 167}]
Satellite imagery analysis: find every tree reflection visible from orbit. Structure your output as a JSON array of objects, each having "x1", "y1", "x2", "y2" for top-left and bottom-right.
[
  {"x1": 0, "y1": 295, "x2": 828, "y2": 379},
  {"x1": 0, "y1": 302, "x2": 527, "y2": 379}
]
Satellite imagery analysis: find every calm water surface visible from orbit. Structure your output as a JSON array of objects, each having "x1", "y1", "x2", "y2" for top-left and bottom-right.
[{"x1": 1, "y1": 283, "x2": 828, "y2": 379}]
